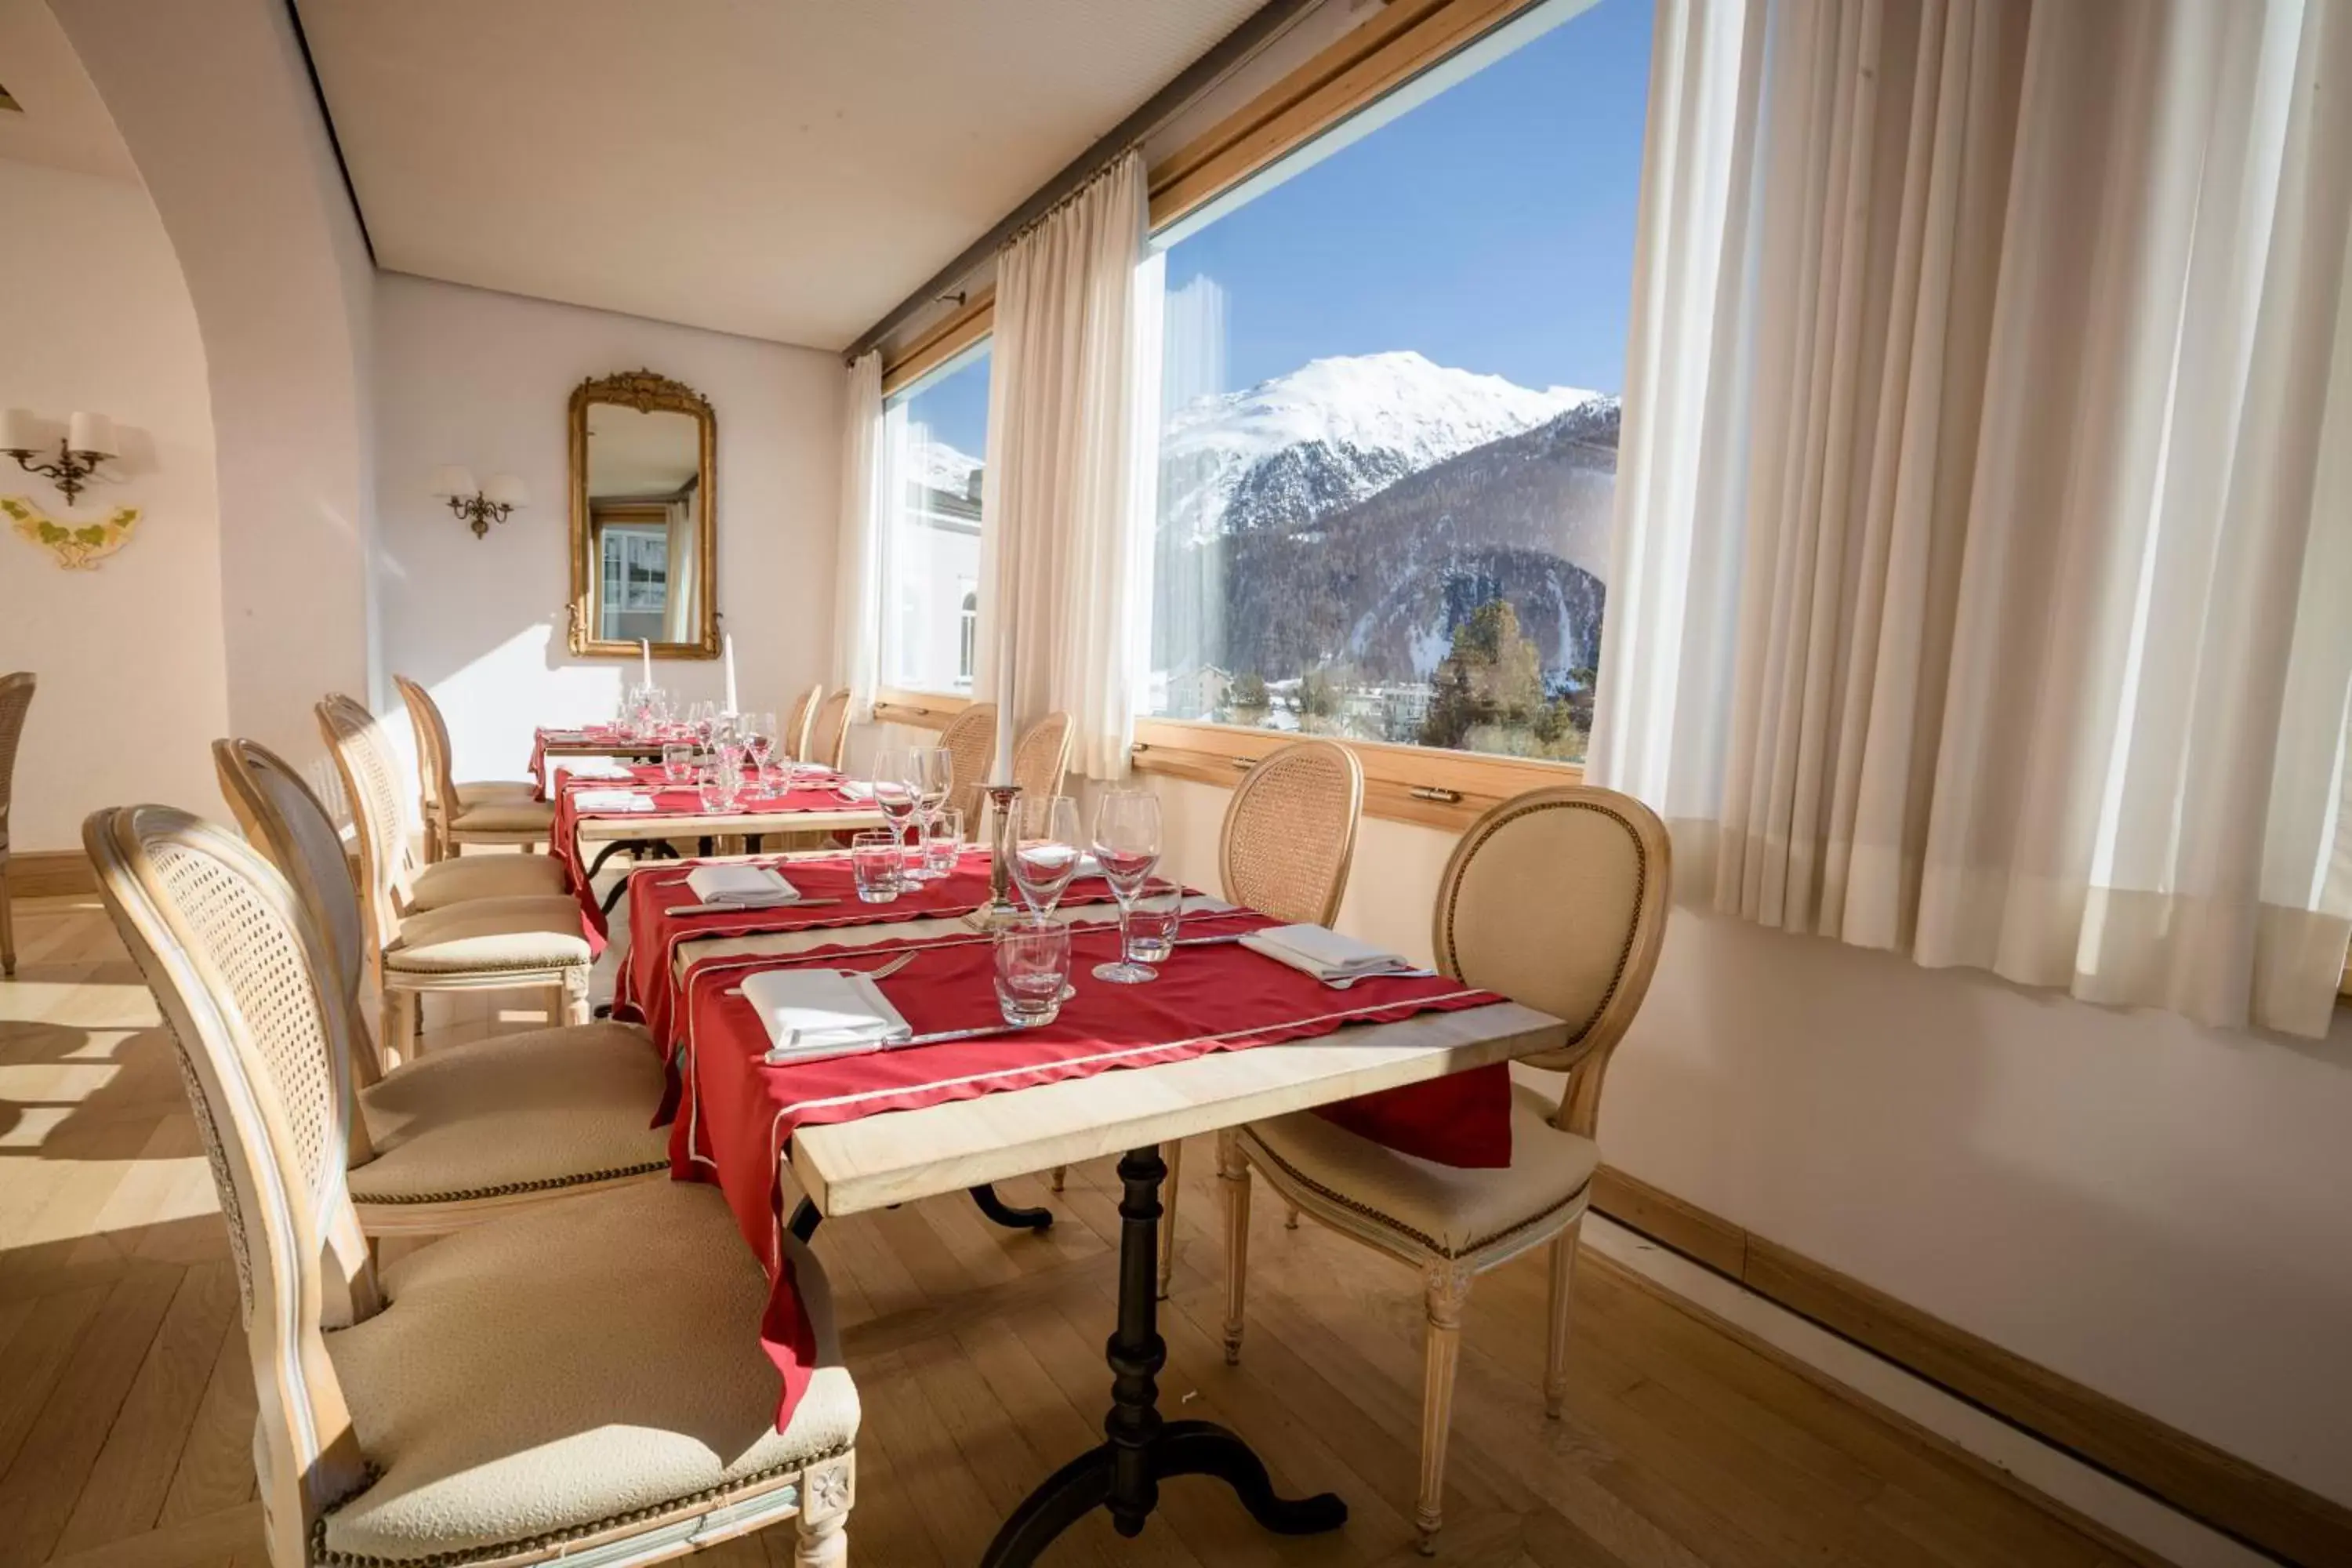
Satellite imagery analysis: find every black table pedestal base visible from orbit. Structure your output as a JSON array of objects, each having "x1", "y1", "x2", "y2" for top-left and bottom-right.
[
  {"x1": 978, "y1": 1146, "x2": 1345, "y2": 1567},
  {"x1": 786, "y1": 1181, "x2": 1052, "y2": 1245}
]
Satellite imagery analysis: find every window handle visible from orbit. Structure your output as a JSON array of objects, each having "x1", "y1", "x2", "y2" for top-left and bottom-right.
[
  {"x1": 1410, "y1": 785, "x2": 1462, "y2": 804},
  {"x1": 1232, "y1": 757, "x2": 1255, "y2": 772}
]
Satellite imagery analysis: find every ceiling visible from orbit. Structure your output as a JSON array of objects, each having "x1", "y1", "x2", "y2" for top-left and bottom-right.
[
  {"x1": 292, "y1": 0, "x2": 1269, "y2": 351},
  {"x1": 0, "y1": 0, "x2": 140, "y2": 182}
]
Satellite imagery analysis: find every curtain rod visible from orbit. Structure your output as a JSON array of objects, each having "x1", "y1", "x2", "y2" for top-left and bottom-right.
[{"x1": 840, "y1": 0, "x2": 1324, "y2": 365}]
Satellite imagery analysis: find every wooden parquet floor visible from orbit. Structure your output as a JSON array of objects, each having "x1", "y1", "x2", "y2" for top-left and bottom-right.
[{"x1": 0, "y1": 892, "x2": 2152, "y2": 1568}]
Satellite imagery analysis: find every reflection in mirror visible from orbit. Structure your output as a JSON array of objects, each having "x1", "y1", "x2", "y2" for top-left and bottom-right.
[{"x1": 568, "y1": 371, "x2": 716, "y2": 657}]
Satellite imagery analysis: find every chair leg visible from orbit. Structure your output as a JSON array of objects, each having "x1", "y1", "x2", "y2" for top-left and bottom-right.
[
  {"x1": 1218, "y1": 1129, "x2": 1250, "y2": 1366},
  {"x1": 1050, "y1": 1164, "x2": 1066, "y2": 1192},
  {"x1": 1156, "y1": 1138, "x2": 1181, "y2": 1299},
  {"x1": 1416, "y1": 1262, "x2": 1473, "y2": 1555},
  {"x1": 559, "y1": 965, "x2": 592, "y2": 1025},
  {"x1": 0, "y1": 869, "x2": 14, "y2": 978},
  {"x1": 795, "y1": 1456, "x2": 853, "y2": 1567},
  {"x1": 1544, "y1": 1215, "x2": 1584, "y2": 1419},
  {"x1": 379, "y1": 986, "x2": 418, "y2": 1070},
  {"x1": 1284, "y1": 1202, "x2": 1300, "y2": 1229}
]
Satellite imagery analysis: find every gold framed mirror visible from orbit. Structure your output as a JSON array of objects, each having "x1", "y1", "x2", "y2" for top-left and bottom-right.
[{"x1": 567, "y1": 369, "x2": 717, "y2": 658}]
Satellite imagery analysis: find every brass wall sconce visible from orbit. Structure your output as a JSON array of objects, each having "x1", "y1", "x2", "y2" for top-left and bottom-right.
[
  {"x1": 432, "y1": 466, "x2": 528, "y2": 539},
  {"x1": 1, "y1": 408, "x2": 118, "y2": 506}
]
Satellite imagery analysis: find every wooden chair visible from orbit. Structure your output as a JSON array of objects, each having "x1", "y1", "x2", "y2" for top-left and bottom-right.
[
  {"x1": 0, "y1": 671, "x2": 30, "y2": 976},
  {"x1": 86, "y1": 803, "x2": 858, "y2": 1568},
  {"x1": 1011, "y1": 709, "x2": 1073, "y2": 804},
  {"x1": 808, "y1": 689, "x2": 851, "y2": 771},
  {"x1": 216, "y1": 737, "x2": 668, "y2": 1235},
  {"x1": 318, "y1": 695, "x2": 595, "y2": 1058},
  {"x1": 935, "y1": 702, "x2": 998, "y2": 829},
  {"x1": 783, "y1": 682, "x2": 824, "y2": 761},
  {"x1": 394, "y1": 673, "x2": 554, "y2": 859},
  {"x1": 1219, "y1": 785, "x2": 1670, "y2": 1552}
]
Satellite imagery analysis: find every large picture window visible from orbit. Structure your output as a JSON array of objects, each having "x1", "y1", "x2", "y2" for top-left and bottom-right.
[
  {"x1": 1145, "y1": 0, "x2": 1650, "y2": 765},
  {"x1": 880, "y1": 342, "x2": 991, "y2": 695}
]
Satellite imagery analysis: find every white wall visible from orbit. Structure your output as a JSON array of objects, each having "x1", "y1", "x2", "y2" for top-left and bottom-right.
[
  {"x1": 372, "y1": 274, "x2": 843, "y2": 781},
  {"x1": 1138, "y1": 770, "x2": 2352, "y2": 1508},
  {"x1": 51, "y1": 0, "x2": 378, "y2": 775},
  {"x1": 0, "y1": 158, "x2": 228, "y2": 851}
]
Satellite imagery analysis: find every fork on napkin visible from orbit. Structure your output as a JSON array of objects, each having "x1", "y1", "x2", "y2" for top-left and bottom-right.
[
  {"x1": 742, "y1": 968, "x2": 911, "y2": 1065},
  {"x1": 1237, "y1": 924, "x2": 1434, "y2": 986},
  {"x1": 684, "y1": 864, "x2": 802, "y2": 909},
  {"x1": 571, "y1": 788, "x2": 655, "y2": 811}
]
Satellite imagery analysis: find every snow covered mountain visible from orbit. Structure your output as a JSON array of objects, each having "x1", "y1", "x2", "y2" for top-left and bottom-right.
[
  {"x1": 909, "y1": 437, "x2": 982, "y2": 501},
  {"x1": 1159, "y1": 350, "x2": 1600, "y2": 544}
]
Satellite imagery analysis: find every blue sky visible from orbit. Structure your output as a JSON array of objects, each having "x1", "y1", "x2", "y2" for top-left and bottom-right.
[{"x1": 905, "y1": 0, "x2": 1652, "y2": 456}]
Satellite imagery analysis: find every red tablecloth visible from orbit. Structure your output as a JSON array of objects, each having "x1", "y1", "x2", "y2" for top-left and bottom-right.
[
  {"x1": 549, "y1": 764, "x2": 858, "y2": 933},
  {"x1": 670, "y1": 917, "x2": 1503, "y2": 1430},
  {"x1": 612, "y1": 845, "x2": 1121, "y2": 1054}
]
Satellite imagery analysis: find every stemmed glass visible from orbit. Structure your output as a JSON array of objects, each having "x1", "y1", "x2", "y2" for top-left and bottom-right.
[
  {"x1": 742, "y1": 711, "x2": 778, "y2": 794},
  {"x1": 869, "y1": 748, "x2": 918, "y2": 870},
  {"x1": 688, "y1": 700, "x2": 717, "y2": 751},
  {"x1": 1090, "y1": 789, "x2": 1163, "y2": 984},
  {"x1": 902, "y1": 747, "x2": 953, "y2": 881},
  {"x1": 1011, "y1": 796, "x2": 1085, "y2": 916}
]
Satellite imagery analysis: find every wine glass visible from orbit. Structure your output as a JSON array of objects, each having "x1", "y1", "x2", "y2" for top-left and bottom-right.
[
  {"x1": 869, "y1": 749, "x2": 918, "y2": 866},
  {"x1": 1090, "y1": 789, "x2": 1163, "y2": 984},
  {"x1": 902, "y1": 746, "x2": 953, "y2": 881},
  {"x1": 1011, "y1": 795, "x2": 1084, "y2": 916},
  {"x1": 744, "y1": 711, "x2": 777, "y2": 771}
]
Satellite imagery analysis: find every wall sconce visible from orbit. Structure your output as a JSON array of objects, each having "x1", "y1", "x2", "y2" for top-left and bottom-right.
[
  {"x1": 432, "y1": 466, "x2": 528, "y2": 539},
  {"x1": 1, "y1": 408, "x2": 118, "y2": 506}
]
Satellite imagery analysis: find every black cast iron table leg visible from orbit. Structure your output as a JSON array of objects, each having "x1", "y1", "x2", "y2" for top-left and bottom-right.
[
  {"x1": 978, "y1": 1145, "x2": 1345, "y2": 1566},
  {"x1": 968, "y1": 1182, "x2": 1054, "y2": 1232}
]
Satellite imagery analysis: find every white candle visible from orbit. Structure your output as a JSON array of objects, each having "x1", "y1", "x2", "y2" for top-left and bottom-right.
[
  {"x1": 640, "y1": 638, "x2": 652, "y2": 688},
  {"x1": 993, "y1": 693, "x2": 1014, "y2": 785},
  {"x1": 723, "y1": 633, "x2": 739, "y2": 715}
]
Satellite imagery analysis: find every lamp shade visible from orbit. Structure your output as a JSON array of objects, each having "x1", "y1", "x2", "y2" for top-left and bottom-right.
[
  {"x1": 483, "y1": 473, "x2": 529, "y2": 509},
  {"x1": 67, "y1": 412, "x2": 117, "y2": 458},
  {"x1": 0, "y1": 408, "x2": 37, "y2": 454},
  {"x1": 430, "y1": 466, "x2": 477, "y2": 499}
]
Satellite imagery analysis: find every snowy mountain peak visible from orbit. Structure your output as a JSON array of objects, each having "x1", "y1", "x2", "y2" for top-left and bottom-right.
[{"x1": 1160, "y1": 350, "x2": 1602, "y2": 543}]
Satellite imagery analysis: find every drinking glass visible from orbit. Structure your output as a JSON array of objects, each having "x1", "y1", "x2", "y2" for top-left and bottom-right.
[
  {"x1": 869, "y1": 750, "x2": 918, "y2": 864},
  {"x1": 903, "y1": 747, "x2": 953, "y2": 880},
  {"x1": 851, "y1": 829, "x2": 903, "y2": 903},
  {"x1": 744, "y1": 712, "x2": 777, "y2": 772},
  {"x1": 923, "y1": 806, "x2": 965, "y2": 878},
  {"x1": 1010, "y1": 795, "x2": 1084, "y2": 916},
  {"x1": 688, "y1": 700, "x2": 717, "y2": 748},
  {"x1": 1090, "y1": 789, "x2": 1163, "y2": 984},
  {"x1": 661, "y1": 742, "x2": 695, "y2": 785},
  {"x1": 695, "y1": 764, "x2": 739, "y2": 815},
  {"x1": 994, "y1": 918, "x2": 1071, "y2": 1028},
  {"x1": 1124, "y1": 879, "x2": 1183, "y2": 967}
]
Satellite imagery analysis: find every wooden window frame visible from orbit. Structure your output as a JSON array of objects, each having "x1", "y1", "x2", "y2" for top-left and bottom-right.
[{"x1": 871, "y1": 687, "x2": 971, "y2": 734}]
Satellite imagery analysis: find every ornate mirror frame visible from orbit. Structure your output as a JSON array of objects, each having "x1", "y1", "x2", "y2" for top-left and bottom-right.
[{"x1": 566, "y1": 369, "x2": 719, "y2": 659}]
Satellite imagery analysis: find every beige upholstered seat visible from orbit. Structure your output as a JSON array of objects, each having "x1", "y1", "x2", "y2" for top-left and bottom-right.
[
  {"x1": 1219, "y1": 785, "x2": 1670, "y2": 1552},
  {"x1": 935, "y1": 702, "x2": 997, "y2": 827},
  {"x1": 806, "y1": 689, "x2": 851, "y2": 771},
  {"x1": 1011, "y1": 710, "x2": 1072, "y2": 804},
  {"x1": 396, "y1": 673, "x2": 555, "y2": 858},
  {"x1": 87, "y1": 804, "x2": 857, "y2": 1566},
  {"x1": 407, "y1": 851, "x2": 567, "y2": 909},
  {"x1": 216, "y1": 737, "x2": 666, "y2": 1231},
  {"x1": 318, "y1": 697, "x2": 594, "y2": 1054},
  {"x1": 0, "y1": 671, "x2": 34, "y2": 976},
  {"x1": 783, "y1": 682, "x2": 823, "y2": 762},
  {"x1": 325, "y1": 1185, "x2": 858, "y2": 1563},
  {"x1": 1136, "y1": 739, "x2": 1365, "y2": 1288}
]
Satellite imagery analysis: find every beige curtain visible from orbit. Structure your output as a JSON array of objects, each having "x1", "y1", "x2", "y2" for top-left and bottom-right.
[
  {"x1": 832, "y1": 351, "x2": 885, "y2": 720},
  {"x1": 975, "y1": 149, "x2": 1158, "y2": 782},
  {"x1": 662, "y1": 492, "x2": 696, "y2": 643},
  {"x1": 1591, "y1": 0, "x2": 2352, "y2": 1035}
]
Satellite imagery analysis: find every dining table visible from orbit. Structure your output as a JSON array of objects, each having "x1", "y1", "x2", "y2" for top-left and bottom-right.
[
  {"x1": 528, "y1": 724, "x2": 671, "y2": 798},
  {"x1": 625, "y1": 851, "x2": 1570, "y2": 1566}
]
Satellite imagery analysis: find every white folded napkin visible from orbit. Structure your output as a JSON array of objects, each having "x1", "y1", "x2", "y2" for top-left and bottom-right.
[
  {"x1": 833, "y1": 780, "x2": 875, "y2": 801},
  {"x1": 572, "y1": 789, "x2": 655, "y2": 812},
  {"x1": 742, "y1": 969, "x2": 911, "y2": 1065},
  {"x1": 563, "y1": 760, "x2": 634, "y2": 779},
  {"x1": 685, "y1": 865, "x2": 801, "y2": 908},
  {"x1": 1238, "y1": 924, "x2": 1410, "y2": 982}
]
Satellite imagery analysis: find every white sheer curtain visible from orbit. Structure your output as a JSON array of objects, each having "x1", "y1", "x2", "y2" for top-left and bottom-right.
[
  {"x1": 1591, "y1": 0, "x2": 2352, "y2": 1036},
  {"x1": 662, "y1": 490, "x2": 696, "y2": 643},
  {"x1": 832, "y1": 350, "x2": 885, "y2": 720},
  {"x1": 975, "y1": 149, "x2": 1159, "y2": 781}
]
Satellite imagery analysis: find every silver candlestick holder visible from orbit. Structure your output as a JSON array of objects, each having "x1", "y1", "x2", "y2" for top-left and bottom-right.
[{"x1": 967, "y1": 781, "x2": 1027, "y2": 931}]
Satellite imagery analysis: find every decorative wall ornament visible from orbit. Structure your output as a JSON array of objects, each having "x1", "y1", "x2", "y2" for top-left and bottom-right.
[{"x1": 4, "y1": 495, "x2": 142, "y2": 570}]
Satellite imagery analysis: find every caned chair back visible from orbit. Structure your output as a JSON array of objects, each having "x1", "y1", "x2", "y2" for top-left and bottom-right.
[
  {"x1": 1219, "y1": 739, "x2": 1363, "y2": 927},
  {"x1": 391, "y1": 675, "x2": 459, "y2": 851},
  {"x1": 213, "y1": 738, "x2": 379, "y2": 1086},
  {"x1": 1011, "y1": 711, "x2": 1072, "y2": 804},
  {"x1": 316, "y1": 695, "x2": 417, "y2": 971},
  {"x1": 808, "y1": 689, "x2": 851, "y2": 771},
  {"x1": 0, "y1": 671, "x2": 32, "y2": 851},
  {"x1": 85, "y1": 804, "x2": 376, "y2": 1568},
  {"x1": 1431, "y1": 786, "x2": 1670, "y2": 1136},
  {"x1": 783, "y1": 683, "x2": 823, "y2": 762},
  {"x1": 936, "y1": 703, "x2": 997, "y2": 828}
]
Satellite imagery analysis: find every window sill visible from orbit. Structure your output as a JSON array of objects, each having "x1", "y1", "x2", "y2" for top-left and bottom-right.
[{"x1": 1129, "y1": 717, "x2": 1582, "y2": 833}]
